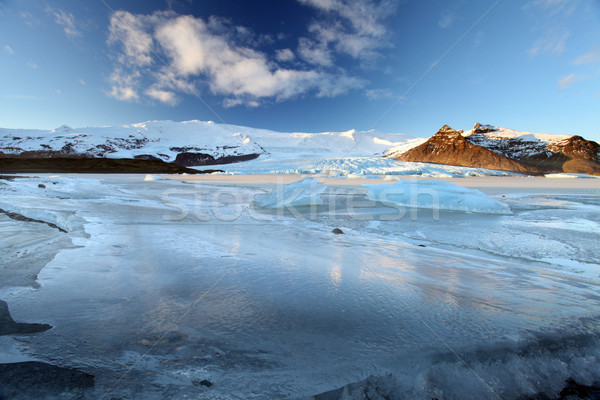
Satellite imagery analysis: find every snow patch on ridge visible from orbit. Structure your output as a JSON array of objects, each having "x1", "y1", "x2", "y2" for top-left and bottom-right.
[{"x1": 464, "y1": 124, "x2": 573, "y2": 143}]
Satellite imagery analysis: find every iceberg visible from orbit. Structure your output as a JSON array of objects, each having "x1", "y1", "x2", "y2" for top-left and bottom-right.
[{"x1": 364, "y1": 179, "x2": 512, "y2": 214}]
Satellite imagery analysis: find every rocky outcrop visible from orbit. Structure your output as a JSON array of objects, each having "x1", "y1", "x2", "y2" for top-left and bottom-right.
[
  {"x1": 173, "y1": 152, "x2": 261, "y2": 167},
  {"x1": 0, "y1": 300, "x2": 52, "y2": 335},
  {"x1": 0, "y1": 157, "x2": 216, "y2": 174},
  {"x1": 394, "y1": 125, "x2": 542, "y2": 174},
  {"x1": 0, "y1": 361, "x2": 94, "y2": 399}
]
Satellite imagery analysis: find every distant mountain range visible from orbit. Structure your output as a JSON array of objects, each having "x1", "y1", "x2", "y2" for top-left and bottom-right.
[
  {"x1": 1, "y1": 120, "x2": 598, "y2": 175},
  {"x1": 391, "y1": 123, "x2": 600, "y2": 176},
  {"x1": 0, "y1": 120, "x2": 415, "y2": 173}
]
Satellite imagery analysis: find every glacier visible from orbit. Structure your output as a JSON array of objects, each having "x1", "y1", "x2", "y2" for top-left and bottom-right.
[{"x1": 0, "y1": 173, "x2": 599, "y2": 399}]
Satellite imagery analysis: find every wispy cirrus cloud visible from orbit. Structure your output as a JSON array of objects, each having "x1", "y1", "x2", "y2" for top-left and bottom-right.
[
  {"x1": 557, "y1": 73, "x2": 582, "y2": 89},
  {"x1": 438, "y1": 12, "x2": 455, "y2": 29},
  {"x1": 557, "y1": 45, "x2": 600, "y2": 91},
  {"x1": 47, "y1": 7, "x2": 81, "y2": 38},
  {"x1": 573, "y1": 45, "x2": 600, "y2": 65},
  {"x1": 20, "y1": 11, "x2": 39, "y2": 27},
  {"x1": 106, "y1": 9, "x2": 366, "y2": 107},
  {"x1": 365, "y1": 88, "x2": 393, "y2": 100},
  {"x1": 528, "y1": 27, "x2": 569, "y2": 56},
  {"x1": 525, "y1": 0, "x2": 578, "y2": 57},
  {"x1": 525, "y1": 0, "x2": 579, "y2": 16},
  {"x1": 296, "y1": 0, "x2": 399, "y2": 66},
  {"x1": 4, "y1": 45, "x2": 13, "y2": 54}
]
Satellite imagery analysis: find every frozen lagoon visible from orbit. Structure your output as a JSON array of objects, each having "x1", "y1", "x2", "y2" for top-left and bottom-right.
[{"x1": 0, "y1": 174, "x2": 599, "y2": 399}]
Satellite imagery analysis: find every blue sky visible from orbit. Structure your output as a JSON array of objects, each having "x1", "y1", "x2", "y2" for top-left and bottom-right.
[{"x1": 1, "y1": 0, "x2": 600, "y2": 141}]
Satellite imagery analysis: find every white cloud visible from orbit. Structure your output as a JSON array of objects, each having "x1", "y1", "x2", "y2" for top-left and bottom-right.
[
  {"x1": 26, "y1": 61, "x2": 37, "y2": 69},
  {"x1": 109, "y1": 86, "x2": 138, "y2": 101},
  {"x1": 297, "y1": 0, "x2": 398, "y2": 65},
  {"x1": 108, "y1": 10, "x2": 155, "y2": 66},
  {"x1": 574, "y1": 45, "x2": 600, "y2": 65},
  {"x1": 275, "y1": 48, "x2": 295, "y2": 62},
  {"x1": 48, "y1": 8, "x2": 81, "y2": 38},
  {"x1": 438, "y1": 12, "x2": 455, "y2": 29},
  {"x1": 145, "y1": 88, "x2": 178, "y2": 105},
  {"x1": 298, "y1": 37, "x2": 334, "y2": 66},
  {"x1": 107, "y1": 68, "x2": 140, "y2": 102},
  {"x1": 4, "y1": 45, "x2": 13, "y2": 54},
  {"x1": 107, "y1": 11, "x2": 366, "y2": 107},
  {"x1": 153, "y1": 67, "x2": 198, "y2": 95},
  {"x1": 154, "y1": 15, "x2": 210, "y2": 76},
  {"x1": 79, "y1": 78, "x2": 86, "y2": 85}
]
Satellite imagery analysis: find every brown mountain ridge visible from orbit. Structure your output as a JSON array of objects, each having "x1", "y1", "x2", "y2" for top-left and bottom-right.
[{"x1": 392, "y1": 124, "x2": 600, "y2": 175}]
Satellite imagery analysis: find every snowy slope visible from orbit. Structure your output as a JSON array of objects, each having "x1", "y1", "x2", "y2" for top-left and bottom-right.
[
  {"x1": 3, "y1": 119, "x2": 593, "y2": 176},
  {"x1": 463, "y1": 123, "x2": 574, "y2": 160},
  {"x1": 464, "y1": 123, "x2": 573, "y2": 143},
  {"x1": 0, "y1": 120, "x2": 265, "y2": 162},
  {"x1": 0, "y1": 120, "x2": 419, "y2": 163}
]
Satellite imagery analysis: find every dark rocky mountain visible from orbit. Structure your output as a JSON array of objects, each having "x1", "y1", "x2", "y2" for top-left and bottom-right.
[
  {"x1": 393, "y1": 123, "x2": 600, "y2": 175},
  {"x1": 392, "y1": 125, "x2": 542, "y2": 174},
  {"x1": 466, "y1": 123, "x2": 600, "y2": 175}
]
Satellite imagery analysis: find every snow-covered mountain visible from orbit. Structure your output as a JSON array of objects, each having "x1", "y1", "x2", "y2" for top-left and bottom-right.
[
  {"x1": 0, "y1": 120, "x2": 418, "y2": 167},
  {"x1": 1, "y1": 119, "x2": 598, "y2": 175},
  {"x1": 393, "y1": 123, "x2": 600, "y2": 175},
  {"x1": 0, "y1": 121, "x2": 264, "y2": 166},
  {"x1": 464, "y1": 123, "x2": 600, "y2": 174}
]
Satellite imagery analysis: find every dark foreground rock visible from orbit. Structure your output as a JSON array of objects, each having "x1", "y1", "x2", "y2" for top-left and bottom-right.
[
  {"x1": 173, "y1": 151, "x2": 261, "y2": 167},
  {"x1": 306, "y1": 376, "x2": 600, "y2": 400},
  {"x1": 0, "y1": 157, "x2": 221, "y2": 174},
  {"x1": 522, "y1": 378, "x2": 600, "y2": 400},
  {"x1": 307, "y1": 375, "x2": 400, "y2": 400},
  {"x1": 0, "y1": 361, "x2": 94, "y2": 400},
  {"x1": 0, "y1": 300, "x2": 51, "y2": 336}
]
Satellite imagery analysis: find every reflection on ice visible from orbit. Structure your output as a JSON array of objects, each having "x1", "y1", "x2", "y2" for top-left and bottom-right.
[{"x1": 0, "y1": 174, "x2": 599, "y2": 399}]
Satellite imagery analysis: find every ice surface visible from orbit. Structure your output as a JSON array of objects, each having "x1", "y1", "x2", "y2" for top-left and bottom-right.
[
  {"x1": 252, "y1": 177, "x2": 327, "y2": 208},
  {"x1": 0, "y1": 174, "x2": 599, "y2": 399},
  {"x1": 364, "y1": 179, "x2": 512, "y2": 214}
]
